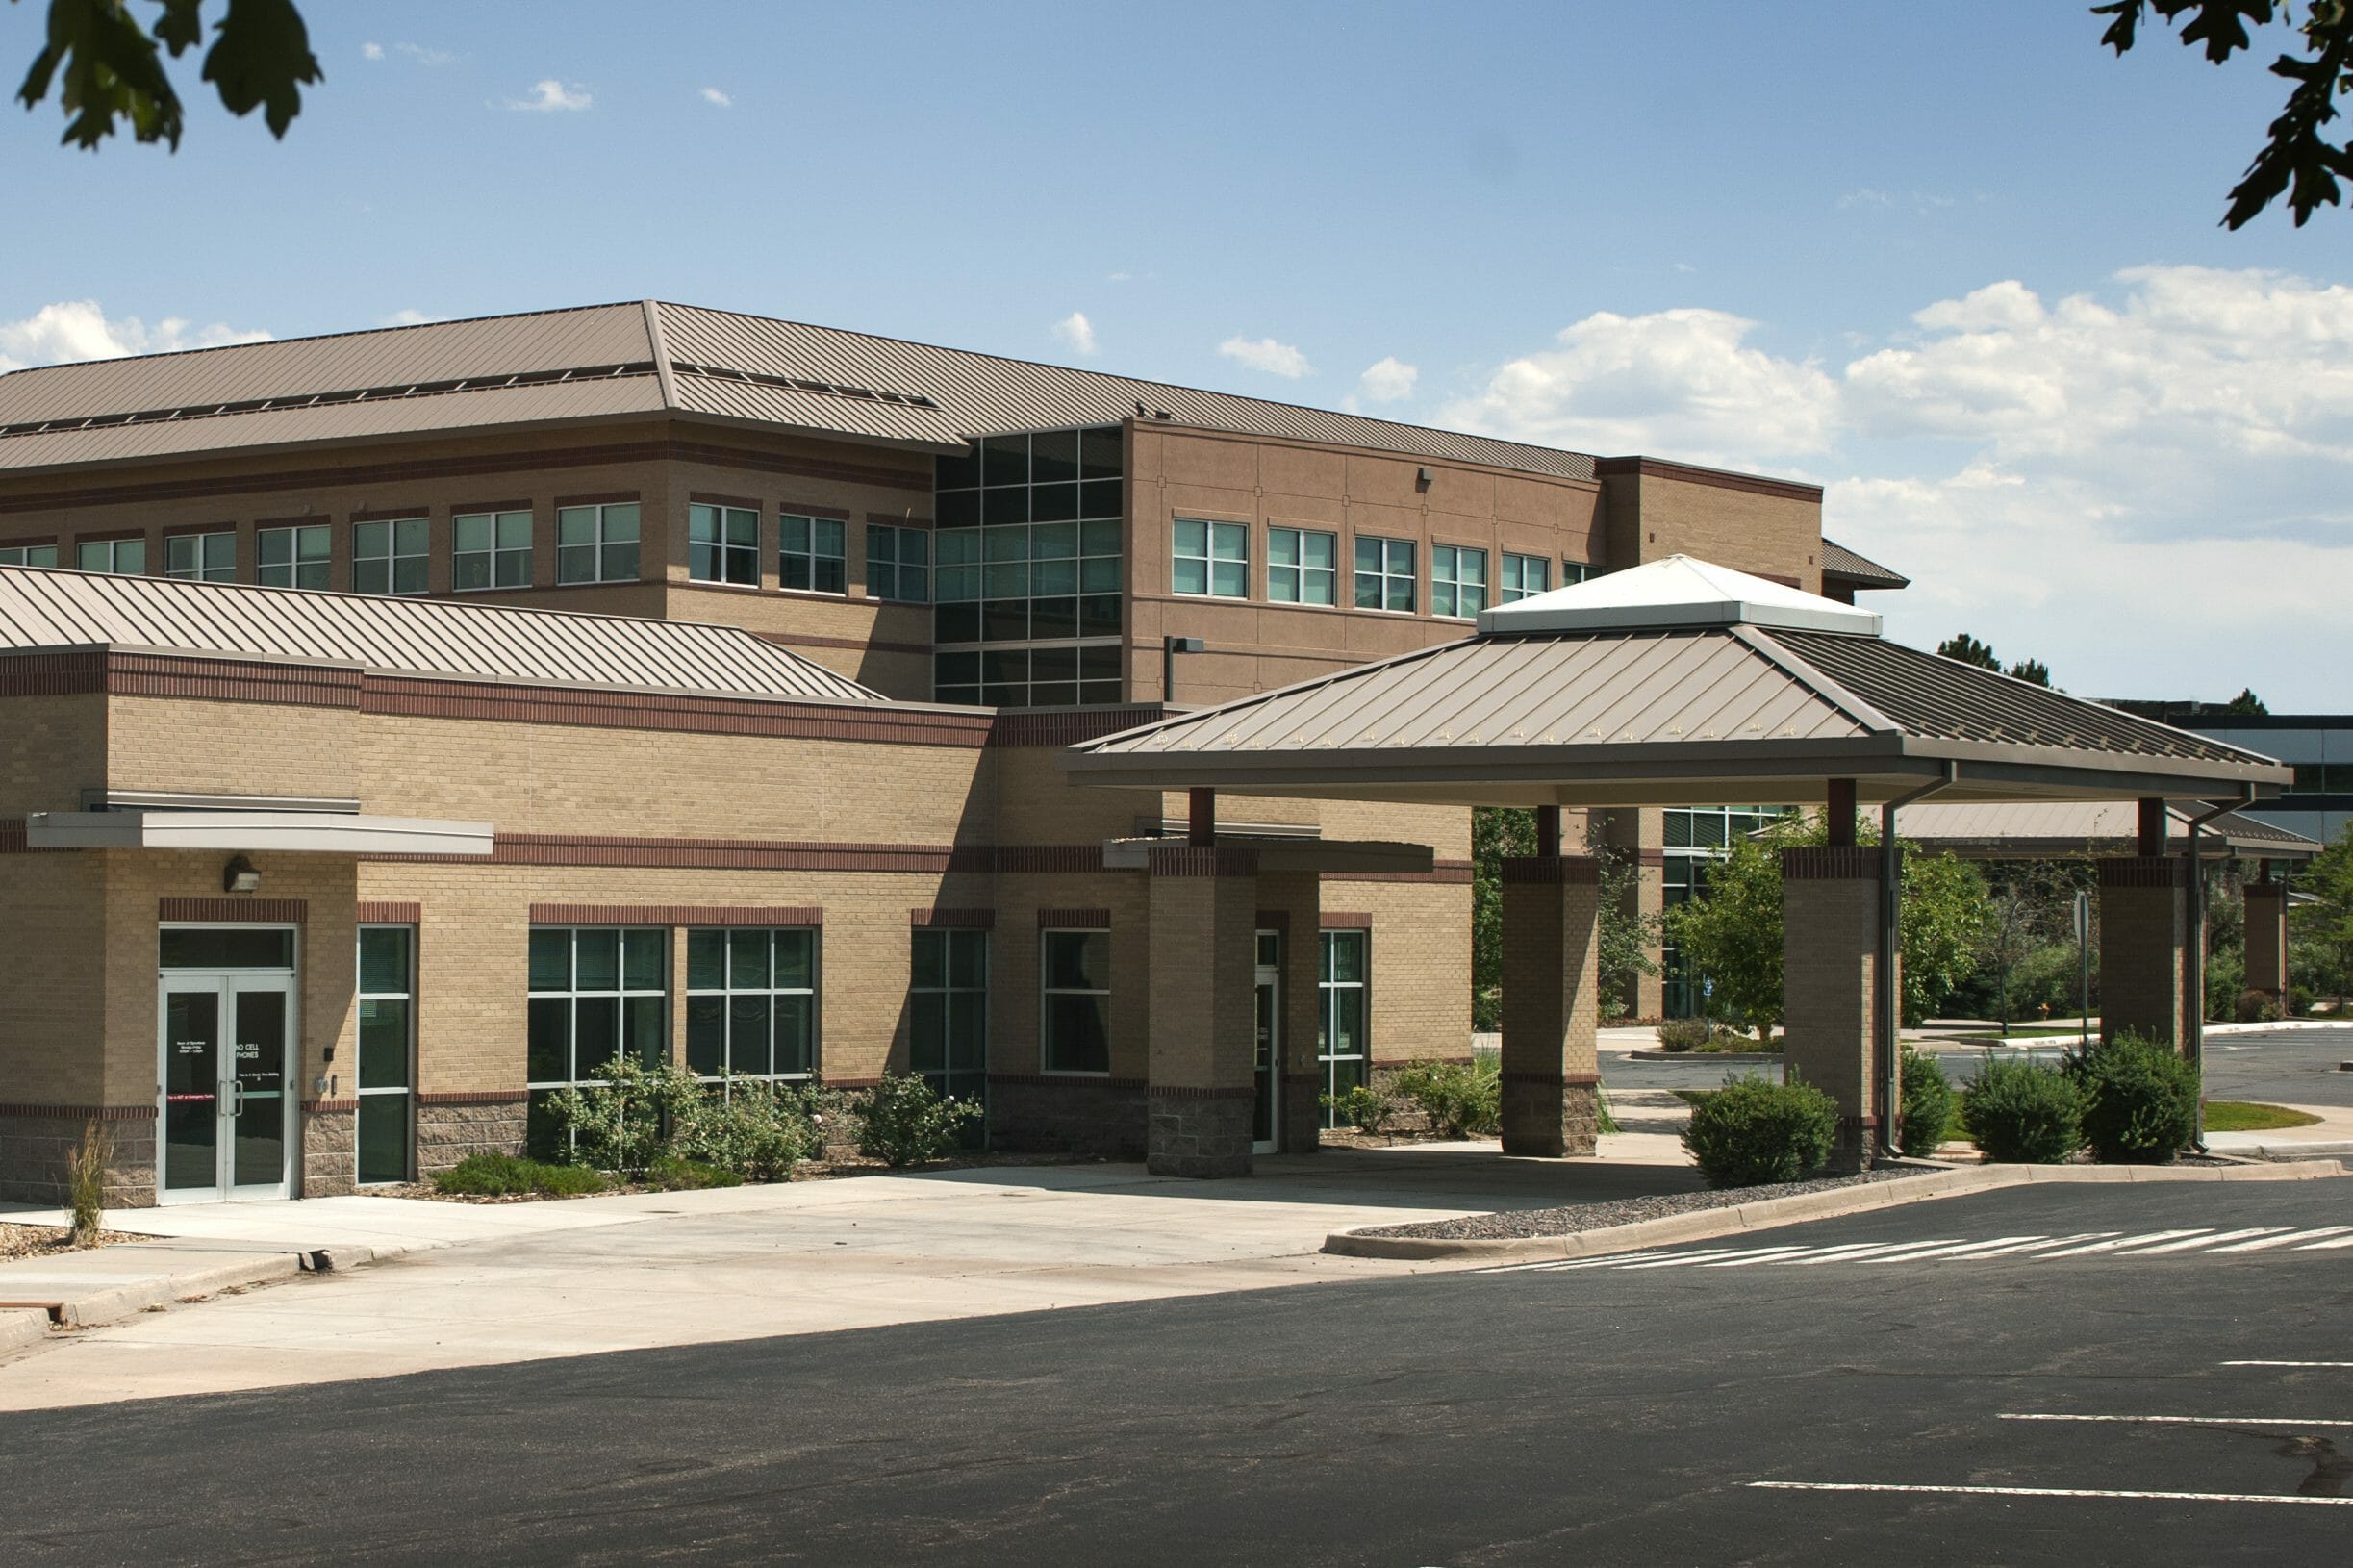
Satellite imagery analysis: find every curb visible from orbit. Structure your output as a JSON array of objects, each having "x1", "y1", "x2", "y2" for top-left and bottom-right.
[
  {"x1": 0, "y1": 1236, "x2": 435, "y2": 1348},
  {"x1": 1321, "y1": 1156, "x2": 2351, "y2": 1262},
  {"x1": 1624, "y1": 1050, "x2": 1782, "y2": 1064},
  {"x1": 0, "y1": 1308, "x2": 46, "y2": 1353}
]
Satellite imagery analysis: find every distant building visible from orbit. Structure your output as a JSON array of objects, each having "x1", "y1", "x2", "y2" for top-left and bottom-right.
[{"x1": 2107, "y1": 700, "x2": 2349, "y2": 847}]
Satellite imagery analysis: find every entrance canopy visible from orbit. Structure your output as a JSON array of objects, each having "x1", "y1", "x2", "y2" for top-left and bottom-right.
[
  {"x1": 1060, "y1": 557, "x2": 2292, "y2": 808},
  {"x1": 1890, "y1": 798, "x2": 2320, "y2": 863}
]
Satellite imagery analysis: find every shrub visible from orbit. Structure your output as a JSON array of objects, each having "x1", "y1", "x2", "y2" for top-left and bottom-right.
[
  {"x1": 856, "y1": 1073, "x2": 983, "y2": 1167},
  {"x1": 66, "y1": 1118, "x2": 109, "y2": 1247},
  {"x1": 1391, "y1": 1057, "x2": 1502, "y2": 1139},
  {"x1": 1962, "y1": 1055, "x2": 2083, "y2": 1163},
  {"x1": 671, "y1": 1076, "x2": 819, "y2": 1181},
  {"x1": 1656, "y1": 1017, "x2": 1710, "y2": 1052},
  {"x1": 1680, "y1": 1074, "x2": 1838, "y2": 1188},
  {"x1": 540, "y1": 1056, "x2": 705, "y2": 1175},
  {"x1": 2235, "y1": 988, "x2": 2283, "y2": 1024},
  {"x1": 644, "y1": 1154, "x2": 745, "y2": 1191},
  {"x1": 2069, "y1": 1032, "x2": 2199, "y2": 1165},
  {"x1": 1597, "y1": 1084, "x2": 1621, "y2": 1137},
  {"x1": 432, "y1": 1152, "x2": 610, "y2": 1197},
  {"x1": 1321, "y1": 1082, "x2": 1397, "y2": 1134},
  {"x1": 1898, "y1": 1047, "x2": 1957, "y2": 1158}
]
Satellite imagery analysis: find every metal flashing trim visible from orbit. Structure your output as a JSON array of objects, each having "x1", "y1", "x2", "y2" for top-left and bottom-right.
[{"x1": 35, "y1": 811, "x2": 493, "y2": 857}]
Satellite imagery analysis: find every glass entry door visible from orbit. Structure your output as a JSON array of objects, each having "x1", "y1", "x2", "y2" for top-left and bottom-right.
[
  {"x1": 158, "y1": 973, "x2": 294, "y2": 1202},
  {"x1": 1252, "y1": 931, "x2": 1280, "y2": 1154}
]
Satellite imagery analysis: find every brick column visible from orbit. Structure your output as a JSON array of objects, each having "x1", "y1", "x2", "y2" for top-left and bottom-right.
[
  {"x1": 1499, "y1": 855, "x2": 1602, "y2": 1157},
  {"x1": 1257, "y1": 870, "x2": 1324, "y2": 1155},
  {"x1": 1145, "y1": 846, "x2": 1258, "y2": 1177},
  {"x1": 2099, "y1": 856, "x2": 2189, "y2": 1048},
  {"x1": 1595, "y1": 808, "x2": 1664, "y2": 1020},
  {"x1": 2244, "y1": 876, "x2": 2289, "y2": 1010},
  {"x1": 1781, "y1": 846, "x2": 1889, "y2": 1171}
]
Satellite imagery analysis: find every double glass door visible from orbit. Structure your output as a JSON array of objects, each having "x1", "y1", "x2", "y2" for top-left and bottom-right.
[{"x1": 160, "y1": 974, "x2": 293, "y2": 1201}]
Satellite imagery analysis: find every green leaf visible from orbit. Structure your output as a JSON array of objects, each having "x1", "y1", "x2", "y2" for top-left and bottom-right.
[{"x1": 200, "y1": 0, "x2": 320, "y2": 139}]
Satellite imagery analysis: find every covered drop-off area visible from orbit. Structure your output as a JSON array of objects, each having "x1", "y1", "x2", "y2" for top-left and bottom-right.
[{"x1": 1061, "y1": 558, "x2": 2292, "y2": 1176}]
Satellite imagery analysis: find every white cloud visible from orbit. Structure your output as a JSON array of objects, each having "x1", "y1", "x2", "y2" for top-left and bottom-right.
[
  {"x1": 1355, "y1": 356, "x2": 1417, "y2": 403},
  {"x1": 505, "y1": 80, "x2": 592, "y2": 113},
  {"x1": 1218, "y1": 336, "x2": 1313, "y2": 379},
  {"x1": 396, "y1": 43, "x2": 457, "y2": 67},
  {"x1": 1440, "y1": 265, "x2": 2353, "y2": 705},
  {"x1": 701, "y1": 87, "x2": 732, "y2": 108},
  {"x1": 0, "y1": 300, "x2": 270, "y2": 372},
  {"x1": 1050, "y1": 311, "x2": 1098, "y2": 357},
  {"x1": 379, "y1": 309, "x2": 437, "y2": 328},
  {"x1": 362, "y1": 41, "x2": 384, "y2": 61}
]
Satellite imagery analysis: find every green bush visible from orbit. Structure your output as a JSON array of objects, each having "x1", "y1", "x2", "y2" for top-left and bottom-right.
[
  {"x1": 855, "y1": 1073, "x2": 983, "y2": 1167},
  {"x1": 671, "y1": 1076, "x2": 820, "y2": 1181},
  {"x1": 1321, "y1": 1082, "x2": 1397, "y2": 1134},
  {"x1": 432, "y1": 1152, "x2": 610, "y2": 1197},
  {"x1": 2069, "y1": 1032, "x2": 2199, "y2": 1165},
  {"x1": 643, "y1": 1154, "x2": 745, "y2": 1191},
  {"x1": 1962, "y1": 1055, "x2": 2084, "y2": 1163},
  {"x1": 1680, "y1": 1074, "x2": 1838, "y2": 1188},
  {"x1": 1898, "y1": 1047, "x2": 1957, "y2": 1158},
  {"x1": 539, "y1": 1055, "x2": 704, "y2": 1175},
  {"x1": 1391, "y1": 1057, "x2": 1502, "y2": 1139},
  {"x1": 1655, "y1": 1017, "x2": 1710, "y2": 1052},
  {"x1": 2235, "y1": 988, "x2": 2282, "y2": 1024}
]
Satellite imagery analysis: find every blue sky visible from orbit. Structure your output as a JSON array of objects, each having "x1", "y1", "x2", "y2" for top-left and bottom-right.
[{"x1": 3, "y1": 1, "x2": 2347, "y2": 707}]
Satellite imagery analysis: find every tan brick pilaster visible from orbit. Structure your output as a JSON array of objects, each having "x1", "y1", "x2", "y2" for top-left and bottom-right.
[{"x1": 1499, "y1": 854, "x2": 1602, "y2": 1157}]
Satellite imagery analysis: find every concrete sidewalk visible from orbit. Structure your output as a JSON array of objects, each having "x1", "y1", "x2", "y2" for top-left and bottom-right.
[{"x1": 2205, "y1": 1101, "x2": 2353, "y2": 1158}]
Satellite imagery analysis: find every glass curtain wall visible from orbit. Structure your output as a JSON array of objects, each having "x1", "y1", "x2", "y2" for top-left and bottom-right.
[
  {"x1": 1660, "y1": 806, "x2": 1794, "y2": 1018},
  {"x1": 932, "y1": 425, "x2": 1124, "y2": 707}
]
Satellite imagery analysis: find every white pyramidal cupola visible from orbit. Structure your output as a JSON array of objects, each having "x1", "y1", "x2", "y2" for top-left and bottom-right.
[{"x1": 1474, "y1": 554, "x2": 1882, "y2": 639}]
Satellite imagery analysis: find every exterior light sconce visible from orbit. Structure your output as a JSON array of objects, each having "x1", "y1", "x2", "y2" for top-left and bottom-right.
[
  {"x1": 222, "y1": 855, "x2": 262, "y2": 895},
  {"x1": 1416, "y1": 466, "x2": 1434, "y2": 490},
  {"x1": 1163, "y1": 635, "x2": 1206, "y2": 707}
]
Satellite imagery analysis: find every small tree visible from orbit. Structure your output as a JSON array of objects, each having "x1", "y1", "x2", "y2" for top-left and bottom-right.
[
  {"x1": 1936, "y1": 632, "x2": 2001, "y2": 670},
  {"x1": 2295, "y1": 823, "x2": 2353, "y2": 1010},
  {"x1": 1471, "y1": 806, "x2": 1657, "y2": 1029},
  {"x1": 2224, "y1": 687, "x2": 2269, "y2": 716}
]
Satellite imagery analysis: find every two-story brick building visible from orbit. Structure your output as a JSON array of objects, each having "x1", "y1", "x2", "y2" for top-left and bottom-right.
[{"x1": 0, "y1": 303, "x2": 1903, "y2": 1202}]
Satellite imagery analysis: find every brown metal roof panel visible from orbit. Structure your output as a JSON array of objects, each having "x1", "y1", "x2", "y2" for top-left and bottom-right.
[
  {"x1": 1820, "y1": 538, "x2": 1910, "y2": 588},
  {"x1": 0, "y1": 304, "x2": 652, "y2": 425},
  {"x1": 670, "y1": 374, "x2": 969, "y2": 446}
]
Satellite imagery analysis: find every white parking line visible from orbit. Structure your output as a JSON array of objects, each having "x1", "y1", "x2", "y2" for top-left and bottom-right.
[
  {"x1": 1959, "y1": 1232, "x2": 2113, "y2": 1258},
  {"x1": 1748, "y1": 1480, "x2": 2353, "y2": 1506},
  {"x1": 1872, "y1": 1235, "x2": 2049, "y2": 1261},
  {"x1": 1615, "y1": 1249, "x2": 1749, "y2": 1270},
  {"x1": 2036, "y1": 1229, "x2": 2212, "y2": 1258},
  {"x1": 1777, "y1": 1241, "x2": 1951, "y2": 1266},
  {"x1": 2206, "y1": 1227, "x2": 2353, "y2": 1253},
  {"x1": 2001, "y1": 1412, "x2": 2353, "y2": 1429},
  {"x1": 2123, "y1": 1227, "x2": 2292, "y2": 1255},
  {"x1": 1697, "y1": 1246, "x2": 1823, "y2": 1268},
  {"x1": 2223, "y1": 1359, "x2": 2353, "y2": 1368},
  {"x1": 2294, "y1": 1233, "x2": 2353, "y2": 1251}
]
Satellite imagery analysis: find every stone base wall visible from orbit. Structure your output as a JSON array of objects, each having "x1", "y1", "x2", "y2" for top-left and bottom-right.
[
  {"x1": 0, "y1": 1111, "x2": 157, "y2": 1207},
  {"x1": 1499, "y1": 1076, "x2": 1601, "y2": 1158},
  {"x1": 302, "y1": 1106, "x2": 356, "y2": 1198},
  {"x1": 1148, "y1": 1091, "x2": 1252, "y2": 1178},
  {"x1": 416, "y1": 1100, "x2": 527, "y2": 1175},
  {"x1": 987, "y1": 1077, "x2": 1148, "y2": 1160}
]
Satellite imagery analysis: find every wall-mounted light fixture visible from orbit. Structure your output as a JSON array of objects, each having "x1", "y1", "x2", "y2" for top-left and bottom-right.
[
  {"x1": 1416, "y1": 466, "x2": 1434, "y2": 489},
  {"x1": 222, "y1": 855, "x2": 261, "y2": 895}
]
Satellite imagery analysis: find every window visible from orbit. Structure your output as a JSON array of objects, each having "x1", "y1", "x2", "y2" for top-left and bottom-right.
[
  {"x1": 910, "y1": 928, "x2": 987, "y2": 1112},
  {"x1": 454, "y1": 511, "x2": 533, "y2": 591},
  {"x1": 354, "y1": 518, "x2": 428, "y2": 595},
  {"x1": 1353, "y1": 536, "x2": 1415, "y2": 613},
  {"x1": 556, "y1": 502, "x2": 640, "y2": 585},
  {"x1": 867, "y1": 524, "x2": 929, "y2": 603},
  {"x1": 779, "y1": 513, "x2": 847, "y2": 594},
  {"x1": 356, "y1": 925, "x2": 415, "y2": 1185},
  {"x1": 1318, "y1": 930, "x2": 1369, "y2": 1125},
  {"x1": 1041, "y1": 928, "x2": 1110, "y2": 1074},
  {"x1": 1267, "y1": 526, "x2": 1336, "y2": 607},
  {"x1": 76, "y1": 538, "x2": 145, "y2": 574},
  {"x1": 165, "y1": 530, "x2": 237, "y2": 583},
  {"x1": 932, "y1": 424, "x2": 1126, "y2": 708},
  {"x1": 1562, "y1": 560, "x2": 1594, "y2": 587},
  {"x1": 0, "y1": 544, "x2": 59, "y2": 569},
  {"x1": 685, "y1": 927, "x2": 818, "y2": 1083},
  {"x1": 1660, "y1": 806, "x2": 1796, "y2": 1018},
  {"x1": 688, "y1": 503, "x2": 759, "y2": 587},
  {"x1": 1430, "y1": 544, "x2": 1487, "y2": 619},
  {"x1": 1173, "y1": 518, "x2": 1248, "y2": 598},
  {"x1": 526, "y1": 926, "x2": 668, "y2": 1151},
  {"x1": 1500, "y1": 552, "x2": 1550, "y2": 603},
  {"x1": 256, "y1": 524, "x2": 330, "y2": 590}
]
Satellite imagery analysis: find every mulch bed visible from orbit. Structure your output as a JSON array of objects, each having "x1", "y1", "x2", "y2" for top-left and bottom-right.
[
  {"x1": 1358, "y1": 1167, "x2": 1931, "y2": 1242},
  {"x1": 386, "y1": 1150, "x2": 1111, "y2": 1203}
]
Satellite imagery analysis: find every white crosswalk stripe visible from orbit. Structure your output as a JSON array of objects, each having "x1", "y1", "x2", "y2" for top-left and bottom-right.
[{"x1": 1479, "y1": 1226, "x2": 2353, "y2": 1275}]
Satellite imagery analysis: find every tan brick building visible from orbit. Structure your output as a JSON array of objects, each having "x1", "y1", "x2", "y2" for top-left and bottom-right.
[{"x1": 0, "y1": 304, "x2": 1897, "y2": 1201}]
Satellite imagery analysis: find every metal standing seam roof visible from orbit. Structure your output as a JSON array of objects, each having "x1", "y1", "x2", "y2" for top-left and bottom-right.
[
  {"x1": 1059, "y1": 559, "x2": 2290, "y2": 807},
  {"x1": 0, "y1": 299, "x2": 1607, "y2": 481},
  {"x1": 1888, "y1": 798, "x2": 2321, "y2": 860},
  {"x1": 0, "y1": 565, "x2": 890, "y2": 707},
  {"x1": 1819, "y1": 538, "x2": 1910, "y2": 589}
]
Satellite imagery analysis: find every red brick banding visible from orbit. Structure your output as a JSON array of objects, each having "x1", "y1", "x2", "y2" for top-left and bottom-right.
[
  {"x1": 1036, "y1": 907, "x2": 1111, "y2": 928},
  {"x1": 356, "y1": 901, "x2": 422, "y2": 923},
  {"x1": 160, "y1": 897, "x2": 309, "y2": 923},
  {"x1": 0, "y1": 1101, "x2": 156, "y2": 1121},
  {"x1": 909, "y1": 907, "x2": 995, "y2": 927},
  {"x1": 1781, "y1": 846, "x2": 1884, "y2": 880},
  {"x1": 527, "y1": 903, "x2": 822, "y2": 926},
  {"x1": 1499, "y1": 855, "x2": 1602, "y2": 885},
  {"x1": 417, "y1": 1089, "x2": 529, "y2": 1106},
  {"x1": 2098, "y1": 855, "x2": 2189, "y2": 889},
  {"x1": 1320, "y1": 911, "x2": 1374, "y2": 929}
]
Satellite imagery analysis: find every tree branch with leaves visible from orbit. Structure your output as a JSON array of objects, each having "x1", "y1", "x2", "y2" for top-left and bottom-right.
[{"x1": 13, "y1": 0, "x2": 318, "y2": 150}]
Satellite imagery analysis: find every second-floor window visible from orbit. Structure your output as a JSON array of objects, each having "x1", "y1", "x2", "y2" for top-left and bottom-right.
[
  {"x1": 688, "y1": 503, "x2": 760, "y2": 586},
  {"x1": 0, "y1": 543, "x2": 61, "y2": 569},
  {"x1": 1172, "y1": 518, "x2": 1248, "y2": 598},
  {"x1": 1354, "y1": 536, "x2": 1415, "y2": 613},
  {"x1": 1430, "y1": 544, "x2": 1487, "y2": 619},
  {"x1": 257, "y1": 524, "x2": 330, "y2": 590},
  {"x1": 454, "y1": 511, "x2": 534, "y2": 591},
  {"x1": 1268, "y1": 526, "x2": 1337, "y2": 606},
  {"x1": 165, "y1": 530, "x2": 237, "y2": 583},
  {"x1": 1563, "y1": 560, "x2": 1595, "y2": 587},
  {"x1": 556, "y1": 503, "x2": 641, "y2": 585},
  {"x1": 354, "y1": 518, "x2": 428, "y2": 595},
  {"x1": 867, "y1": 524, "x2": 929, "y2": 602},
  {"x1": 779, "y1": 513, "x2": 847, "y2": 594},
  {"x1": 77, "y1": 538, "x2": 145, "y2": 575},
  {"x1": 1500, "y1": 552, "x2": 1549, "y2": 603}
]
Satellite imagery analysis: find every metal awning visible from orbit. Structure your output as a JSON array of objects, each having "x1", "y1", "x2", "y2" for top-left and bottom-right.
[
  {"x1": 26, "y1": 810, "x2": 493, "y2": 856},
  {"x1": 1059, "y1": 557, "x2": 2292, "y2": 809},
  {"x1": 1887, "y1": 799, "x2": 2321, "y2": 862}
]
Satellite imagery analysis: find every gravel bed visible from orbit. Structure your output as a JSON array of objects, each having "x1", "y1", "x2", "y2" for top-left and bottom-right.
[
  {"x1": 0, "y1": 1221, "x2": 135, "y2": 1259},
  {"x1": 1359, "y1": 1167, "x2": 1931, "y2": 1241}
]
